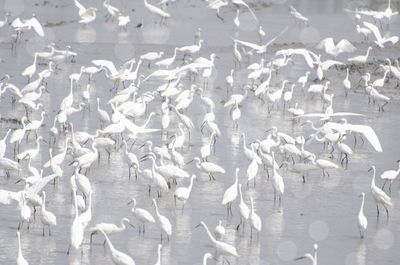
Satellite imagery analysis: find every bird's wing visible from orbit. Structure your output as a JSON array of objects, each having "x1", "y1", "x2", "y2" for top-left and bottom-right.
[
  {"x1": 11, "y1": 17, "x2": 24, "y2": 28},
  {"x1": 25, "y1": 174, "x2": 58, "y2": 197},
  {"x1": 337, "y1": 39, "x2": 356, "y2": 53},
  {"x1": 233, "y1": 39, "x2": 262, "y2": 51},
  {"x1": 316, "y1": 37, "x2": 334, "y2": 53},
  {"x1": 92, "y1": 60, "x2": 119, "y2": 76},
  {"x1": 263, "y1": 26, "x2": 288, "y2": 50},
  {"x1": 330, "y1": 112, "x2": 364, "y2": 117},
  {"x1": 346, "y1": 124, "x2": 383, "y2": 152},
  {"x1": 297, "y1": 113, "x2": 326, "y2": 118},
  {"x1": 321, "y1": 60, "x2": 344, "y2": 71},
  {"x1": 382, "y1": 36, "x2": 399, "y2": 45},
  {"x1": 27, "y1": 17, "x2": 44, "y2": 37},
  {"x1": 291, "y1": 48, "x2": 315, "y2": 68},
  {"x1": 363, "y1": 21, "x2": 383, "y2": 43},
  {"x1": 232, "y1": 0, "x2": 258, "y2": 21}
]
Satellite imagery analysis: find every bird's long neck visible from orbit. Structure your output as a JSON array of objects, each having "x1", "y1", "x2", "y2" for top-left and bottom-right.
[
  {"x1": 397, "y1": 163, "x2": 400, "y2": 173},
  {"x1": 154, "y1": 201, "x2": 160, "y2": 217},
  {"x1": 188, "y1": 176, "x2": 195, "y2": 192},
  {"x1": 42, "y1": 193, "x2": 46, "y2": 211},
  {"x1": 314, "y1": 249, "x2": 318, "y2": 265},
  {"x1": 365, "y1": 48, "x2": 371, "y2": 58},
  {"x1": 371, "y1": 167, "x2": 376, "y2": 188},
  {"x1": 119, "y1": 220, "x2": 127, "y2": 231},
  {"x1": 239, "y1": 186, "x2": 244, "y2": 203},
  {"x1": 359, "y1": 195, "x2": 365, "y2": 215},
  {"x1": 202, "y1": 223, "x2": 217, "y2": 244},
  {"x1": 103, "y1": 232, "x2": 115, "y2": 252},
  {"x1": 17, "y1": 233, "x2": 22, "y2": 257}
]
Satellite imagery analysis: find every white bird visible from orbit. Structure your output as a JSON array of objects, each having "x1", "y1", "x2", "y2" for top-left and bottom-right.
[
  {"x1": 357, "y1": 192, "x2": 367, "y2": 239},
  {"x1": 295, "y1": 244, "x2": 318, "y2": 265},
  {"x1": 153, "y1": 199, "x2": 172, "y2": 241},
  {"x1": 193, "y1": 157, "x2": 225, "y2": 180},
  {"x1": 103, "y1": 0, "x2": 120, "y2": 21},
  {"x1": 348, "y1": 46, "x2": 372, "y2": 64},
  {"x1": 17, "y1": 231, "x2": 29, "y2": 265},
  {"x1": 88, "y1": 217, "x2": 132, "y2": 244},
  {"x1": 214, "y1": 220, "x2": 225, "y2": 240},
  {"x1": 343, "y1": 68, "x2": 351, "y2": 96},
  {"x1": 144, "y1": 0, "x2": 171, "y2": 20},
  {"x1": 222, "y1": 168, "x2": 239, "y2": 215},
  {"x1": 363, "y1": 21, "x2": 399, "y2": 48},
  {"x1": 128, "y1": 198, "x2": 155, "y2": 234},
  {"x1": 67, "y1": 189, "x2": 85, "y2": 254},
  {"x1": 309, "y1": 154, "x2": 339, "y2": 177},
  {"x1": 236, "y1": 183, "x2": 249, "y2": 230},
  {"x1": 298, "y1": 71, "x2": 310, "y2": 89},
  {"x1": 118, "y1": 14, "x2": 131, "y2": 30},
  {"x1": 40, "y1": 191, "x2": 57, "y2": 236},
  {"x1": 372, "y1": 70, "x2": 389, "y2": 88},
  {"x1": 369, "y1": 166, "x2": 392, "y2": 218},
  {"x1": 17, "y1": 136, "x2": 43, "y2": 161},
  {"x1": 12, "y1": 15, "x2": 44, "y2": 38},
  {"x1": 316, "y1": 37, "x2": 356, "y2": 57},
  {"x1": 356, "y1": 24, "x2": 371, "y2": 40},
  {"x1": 174, "y1": 174, "x2": 196, "y2": 210},
  {"x1": 270, "y1": 151, "x2": 284, "y2": 204},
  {"x1": 195, "y1": 221, "x2": 239, "y2": 259},
  {"x1": 179, "y1": 40, "x2": 203, "y2": 55},
  {"x1": 249, "y1": 196, "x2": 262, "y2": 238},
  {"x1": 21, "y1": 53, "x2": 38, "y2": 82},
  {"x1": 380, "y1": 160, "x2": 400, "y2": 192},
  {"x1": 99, "y1": 229, "x2": 136, "y2": 265}
]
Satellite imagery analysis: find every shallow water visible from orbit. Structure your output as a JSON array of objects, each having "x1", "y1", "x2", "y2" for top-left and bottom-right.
[{"x1": 0, "y1": 0, "x2": 400, "y2": 264}]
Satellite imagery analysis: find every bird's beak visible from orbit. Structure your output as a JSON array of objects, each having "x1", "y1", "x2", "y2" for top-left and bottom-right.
[
  {"x1": 368, "y1": 167, "x2": 372, "y2": 172},
  {"x1": 127, "y1": 199, "x2": 133, "y2": 205},
  {"x1": 128, "y1": 223, "x2": 135, "y2": 228},
  {"x1": 358, "y1": 194, "x2": 363, "y2": 198},
  {"x1": 15, "y1": 179, "x2": 22, "y2": 184},
  {"x1": 195, "y1": 224, "x2": 201, "y2": 228},
  {"x1": 186, "y1": 159, "x2": 194, "y2": 165},
  {"x1": 140, "y1": 154, "x2": 149, "y2": 162},
  {"x1": 139, "y1": 143, "x2": 146, "y2": 149}
]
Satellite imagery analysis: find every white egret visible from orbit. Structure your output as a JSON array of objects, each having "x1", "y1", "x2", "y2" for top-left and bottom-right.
[
  {"x1": 174, "y1": 174, "x2": 196, "y2": 210},
  {"x1": 144, "y1": 0, "x2": 171, "y2": 21},
  {"x1": 128, "y1": 198, "x2": 155, "y2": 234},
  {"x1": 380, "y1": 160, "x2": 400, "y2": 192},
  {"x1": 89, "y1": 218, "x2": 133, "y2": 244},
  {"x1": 271, "y1": 152, "x2": 284, "y2": 205},
  {"x1": 348, "y1": 47, "x2": 372, "y2": 64},
  {"x1": 369, "y1": 166, "x2": 392, "y2": 218},
  {"x1": 222, "y1": 168, "x2": 239, "y2": 215},
  {"x1": 40, "y1": 191, "x2": 57, "y2": 236},
  {"x1": 236, "y1": 183, "x2": 249, "y2": 230},
  {"x1": 99, "y1": 229, "x2": 136, "y2": 265},
  {"x1": 193, "y1": 157, "x2": 225, "y2": 180},
  {"x1": 357, "y1": 192, "x2": 367, "y2": 239},
  {"x1": 153, "y1": 199, "x2": 172, "y2": 241},
  {"x1": 195, "y1": 221, "x2": 239, "y2": 259},
  {"x1": 363, "y1": 21, "x2": 399, "y2": 48},
  {"x1": 214, "y1": 220, "x2": 225, "y2": 240},
  {"x1": 316, "y1": 37, "x2": 356, "y2": 57}
]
